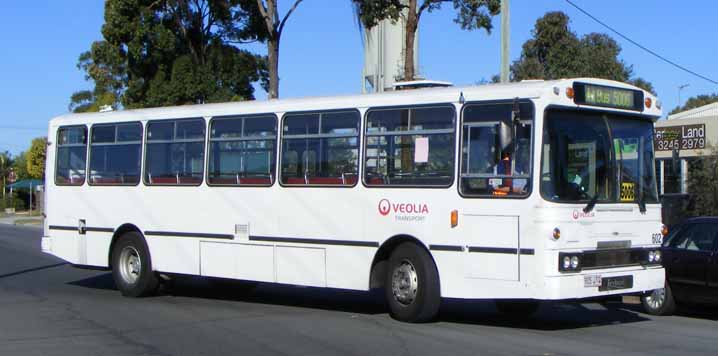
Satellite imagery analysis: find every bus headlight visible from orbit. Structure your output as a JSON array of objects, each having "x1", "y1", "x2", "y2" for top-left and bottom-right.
[
  {"x1": 570, "y1": 256, "x2": 580, "y2": 269},
  {"x1": 559, "y1": 252, "x2": 583, "y2": 272},
  {"x1": 646, "y1": 249, "x2": 662, "y2": 265}
]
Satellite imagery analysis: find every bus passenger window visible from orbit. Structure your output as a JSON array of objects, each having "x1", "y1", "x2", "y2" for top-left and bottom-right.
[
  {"x1": 145, "y1": 118, "x2": 206, "y2": 185},
  {"x1": 280, "y1": 111, "x2": 359, "y2": 186},
  {"x1": 89, "y1": 122, "x2": 142, "y2": 185},
  {"x1": 364, "y1": 106, "x2": 455, "y2": 187},
  {"x1": 208, "y1": 115, "x2": 276, "y2": 186},
  {"x1": 459, "y1": 102, "x2": 534, "y2": 197},
  {"x1": 56, "y1": 126, "x2": 88, "y2": 185}
]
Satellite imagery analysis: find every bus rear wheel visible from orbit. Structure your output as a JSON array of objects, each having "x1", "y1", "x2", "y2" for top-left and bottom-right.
[
  {"x1": 385, "y1": 242, "x2": 440, "y2": 323},
  {"x1": 111, "y1": 231, "x2": 159, "y2": 297}
]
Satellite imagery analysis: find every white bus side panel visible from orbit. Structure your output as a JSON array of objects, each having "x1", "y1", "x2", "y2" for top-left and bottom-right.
[{"x1": 200, "y1": 242, "x2": 275, "y2": 283}]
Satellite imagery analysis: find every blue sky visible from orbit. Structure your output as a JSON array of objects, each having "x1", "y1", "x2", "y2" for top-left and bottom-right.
[{"x1": 1, "y1": 0, "x2": 716, "y2": 155}]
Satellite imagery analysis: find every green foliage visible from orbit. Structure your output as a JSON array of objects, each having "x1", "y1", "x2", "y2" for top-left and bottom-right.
[
  {"x1": 353, "y1": 0, "x2": 500, "y2": 31},
  {"x1": 71, "y1": 0, "x2": 268, "y2": 112},
  {"x1": 26, "y1": 137, "x2": 47, "y2": 180},
  {"x1": 0, "y1": 151, "x2": 11, "y2": 197},
  {"x1": 11, "y1": 152, "x2": 29, "y2": 181},
  {"x1": 511, "y1": 12, "x2": 654, "y2": 94},
  {"x1": 352, "y1": 0, "x2": 405, "y2": 29},
  {"x1": 670, "y1": 93, "x2": 718, "y2": 115},
  {"x1": 686, "y1": 145, "x2": 718, "y2": 216}
]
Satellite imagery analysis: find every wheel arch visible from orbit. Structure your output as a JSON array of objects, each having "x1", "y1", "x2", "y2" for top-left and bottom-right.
[{"x1": 368, "y1": 234, "x2": 437, "y2": 290}]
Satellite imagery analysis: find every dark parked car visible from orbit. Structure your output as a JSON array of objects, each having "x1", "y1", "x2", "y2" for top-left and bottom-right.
[{"x1": 641, "y1": 217, "x2": 718, "y2": 315}]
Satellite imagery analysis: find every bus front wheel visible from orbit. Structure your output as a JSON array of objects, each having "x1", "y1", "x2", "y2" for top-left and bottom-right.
[
  {"x1": 111, "y1": 231, "x2": 159, "y2": 297},
  {"x1": 385, "y1": 242, "x2": 441, "y2": 323}
]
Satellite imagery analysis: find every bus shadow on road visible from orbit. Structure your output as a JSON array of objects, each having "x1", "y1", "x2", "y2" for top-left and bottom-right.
[
  {"x1": 69, "y1": 273, "x2": 660, "y2": 329},
  {"x1": 439, "y1": 299, "x2": 651, "y2": 330},
  {"x1": 617, "y1": 301, "x2": 718, "y2": 321}
]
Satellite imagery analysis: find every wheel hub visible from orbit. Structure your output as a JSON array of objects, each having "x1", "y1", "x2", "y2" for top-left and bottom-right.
[
  {"x1": 391, "y1": 260, "x2": 418, "y2": 306},
  {"x1": 119, "y1": 246, "x2": 141, "y2": 285}
]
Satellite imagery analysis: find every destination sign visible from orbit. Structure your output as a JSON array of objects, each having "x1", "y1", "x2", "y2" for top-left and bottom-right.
[
  {"x1": 654, "y1": 124, "x2": 706, "y2": 151},
  {"x1": 573, "y1": 83, "x2": 643, "y2": 111}
]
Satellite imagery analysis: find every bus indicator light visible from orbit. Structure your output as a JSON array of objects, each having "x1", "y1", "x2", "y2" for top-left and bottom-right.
[
  {"x1": 645, "y1": 97, "x2": 652, "y2": 109},
  {"x1": 566, "y1": 87, "x2": 575, "y2": 99},
  {"x1": 552, "y1": 227, "x2": 561, "y2": 240},
  {"x1": 451, "y1": 210, "x2": 458, "y2": 228}
]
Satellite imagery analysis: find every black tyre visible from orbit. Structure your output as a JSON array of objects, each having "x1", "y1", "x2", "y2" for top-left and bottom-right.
[
  {"x1": 384, "y1": 242, "x2": 441, "y2": 323},
  {"x1": 111, "y1": 231, "x2": 159, "y2": 297},
  {"x1": 641, "y1": 282, "x2": 676, "y2": 316},
  {"x1": 495, "y1": 299, "x2": 541, "y2": 317}
]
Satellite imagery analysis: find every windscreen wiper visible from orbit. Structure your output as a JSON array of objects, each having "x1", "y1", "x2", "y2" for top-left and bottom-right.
[
  {"x1": 637, "y1": 187, "x2": 646, "y2": 213},
  {"x1": 583, "y1": 194, "x2": 599, "y2": 214}
]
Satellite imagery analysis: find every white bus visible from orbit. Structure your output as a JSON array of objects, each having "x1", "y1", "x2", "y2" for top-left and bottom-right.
[{"x1": 42, "y1": 78, "x2": 666, "y2": 322}]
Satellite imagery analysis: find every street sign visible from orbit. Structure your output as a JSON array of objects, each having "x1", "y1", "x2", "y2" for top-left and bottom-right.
[{"x1": 654, "y1": 124, "x2": 706, "y2": 151}]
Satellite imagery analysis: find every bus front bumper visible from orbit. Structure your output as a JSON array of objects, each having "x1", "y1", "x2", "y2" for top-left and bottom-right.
[{"x1": 541, "y1": 266, "x2": 664, "y2": 300}]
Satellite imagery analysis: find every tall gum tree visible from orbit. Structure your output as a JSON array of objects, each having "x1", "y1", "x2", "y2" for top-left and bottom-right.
[
  {"x1": 255, "y1": 0, "x2": 304, "y2": 99},
  {"x1": 354, "y1": 0, "x2": 501, "y2": 81}
]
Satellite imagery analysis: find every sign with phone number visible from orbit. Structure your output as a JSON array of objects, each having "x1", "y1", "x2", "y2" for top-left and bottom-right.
[{"x1": 654, "y1": 124, "x2": 706, "y2": 151}]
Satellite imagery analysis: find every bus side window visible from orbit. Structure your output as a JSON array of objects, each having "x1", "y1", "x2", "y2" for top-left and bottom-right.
[
  {"x1": 207, "y1": 115, "x2": 277, "y2": 186},
  {"x1": 364, "y1": 106, "x2": 455, "y2": 187},
  {"x1": 56, "y1": 126, "x2": 88, "y2": 186},
  {"x1": 145, "y1": 118, "x2": 206, "y2": 185},
  {"x1": 280, "y1": 110, "x2": 360, "y2": 186},
  {"x1": 459, "y1": 102, "x2": 534, "y2": 197},
  {"x1": 88, "y1": 122, "x2": 142, "y2": 185}
]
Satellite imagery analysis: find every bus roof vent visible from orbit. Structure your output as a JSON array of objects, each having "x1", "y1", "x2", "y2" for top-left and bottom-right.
[{"x1": 392, "y1": 80, "x2": 453, "y2": 91}]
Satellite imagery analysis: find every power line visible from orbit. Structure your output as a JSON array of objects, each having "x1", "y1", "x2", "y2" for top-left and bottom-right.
[
  {"x1": 565, "y1": 0, "x2": 718, "y2": 86},
  {"x1": 0, "y1": 126, "x2": 46, "y2": 131}
]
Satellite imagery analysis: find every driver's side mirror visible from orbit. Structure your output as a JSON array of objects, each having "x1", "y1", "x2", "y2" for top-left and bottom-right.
[{"x1": 498, "y1": 120, "x2": 514, "y2": 153}]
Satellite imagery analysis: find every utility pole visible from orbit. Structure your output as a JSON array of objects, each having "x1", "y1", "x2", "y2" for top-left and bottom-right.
[
  {"x1": 0, "y1": 155, "x2": 4, "y2": 201},
  {"x1": 677, "y1": 84, "x2": 689, "y2": 109},
  {"x1": 500, "y1": 0, "x2": 510, "y2": 83}
]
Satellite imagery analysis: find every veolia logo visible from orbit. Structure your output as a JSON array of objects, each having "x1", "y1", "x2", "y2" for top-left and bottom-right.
[
  {"x1": 378, "y1": 198, "x2": 429, "y2": 217},
  {"x1": 378, "y1": 199, "x2": 391, "y2": 216},
  {"x1": 572, "y1": 209, "x2": 595, "y2": 220}
]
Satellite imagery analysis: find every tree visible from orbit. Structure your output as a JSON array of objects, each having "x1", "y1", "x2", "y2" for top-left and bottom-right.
[
  {"x1": 26, "y1": 137, "x2": 47, "y2": 180},
  {"x1": 670, "y1": 93, "x2": 718, "y2": 115},
  {"x1": 12, "y1": 152, "x2": 29, "y2": 181},
  {"x1": 686, "y1": 145, "x2": 718, "y2": 217},
  {"x1": 254, "y1": 0, "x2": 304, "y2": 99},
  {"x1": 354, "y1": 0, "x2": 501, "y2": 81},
  {"x1": 511, "y1": 12, "x2": 654, "y2": 94},
  {"x1": 71, "y1": 0, "x2": 268, "y2": 112},
  {"x1": 0, "y1": 151, "x2": 12, "y2": 200}
]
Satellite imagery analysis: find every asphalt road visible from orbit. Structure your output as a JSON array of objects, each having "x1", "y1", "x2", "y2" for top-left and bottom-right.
[{"x1": 1, "y1": 225, "x2": 717, "y2": 356}]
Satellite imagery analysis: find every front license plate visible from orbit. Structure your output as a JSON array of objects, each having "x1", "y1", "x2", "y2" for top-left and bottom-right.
[
  {"x1": 599, "y1": 275, "x2": 634, "y2": 291},
  {"x1": 584, "y1": 274, "x2": 602, "y2": 287}
]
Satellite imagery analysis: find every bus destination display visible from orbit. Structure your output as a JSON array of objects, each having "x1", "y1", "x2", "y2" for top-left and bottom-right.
[{"x1": 574, "y1": 83, "x2": 643, "y2": 111}]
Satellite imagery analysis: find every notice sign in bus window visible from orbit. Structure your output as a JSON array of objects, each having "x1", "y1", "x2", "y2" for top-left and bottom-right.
[
  {"x1": 654, "y1": 124, "x2": 706, "y2": 151},
  {"x1": 573, "y1": 82, "x2": 643, "y2": 111}
]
